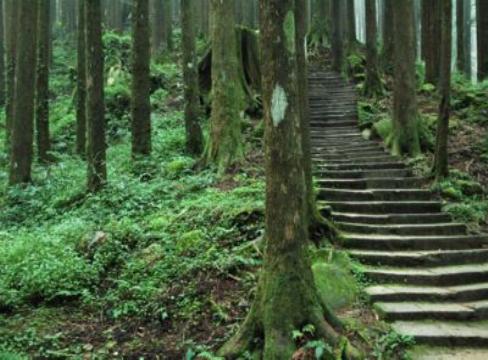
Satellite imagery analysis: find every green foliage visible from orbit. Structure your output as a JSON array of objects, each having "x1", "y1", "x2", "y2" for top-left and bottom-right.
[{"x1": 372, "y1": 331, "x2": 414, "y2": 360}]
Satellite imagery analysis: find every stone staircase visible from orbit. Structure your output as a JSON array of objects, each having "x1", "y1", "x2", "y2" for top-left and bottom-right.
[{"x1": 309, "y1": 70, "x2": 488, "y2": 348}]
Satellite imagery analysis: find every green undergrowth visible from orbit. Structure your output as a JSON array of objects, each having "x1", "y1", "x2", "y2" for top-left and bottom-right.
[{"x1": 0, "y1": 32, "x2": 266, "y2": 358}]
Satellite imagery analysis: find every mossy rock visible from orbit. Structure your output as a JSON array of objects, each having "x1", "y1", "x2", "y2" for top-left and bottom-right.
[{"x1": 312, "y1": 253, "x2": 359, "y2": 311}]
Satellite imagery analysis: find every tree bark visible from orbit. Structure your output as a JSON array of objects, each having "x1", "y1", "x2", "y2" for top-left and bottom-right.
[
  {"x1": 36, "y1": 0, "x2": 51, "y2": 163},
  {"x1": 9, "y1": 0, "x2": 38, "y2": 185},
  {"x1": 77, "y1": 0, "x2": 87, "y2": 156},
  {"x1": 421, "y1": 0, "x2": 442, "y2": 85},
  {"x1": 4, "y1": 0, "x2": 18, "y2": 149},
  {"x1": 433, "y1": 0, "x2": 452, "y2": 180},
  {"x1": 0, "y1": 0, "x2": 5, "y2": 107},
  {"x1": 346, "y1": 0, "x2": 357, "y2": 48},
  {"x1": 364, "y1": 0, "x2": 383, "y2": 97},
  {"x1": 131, "y1": 0, "x2": 152, "y2": 157},
  {"x1": 381, "y1": 0, "x2": 394, "y2": 72},
  {"x1": 85, "y1": 0, "x2": 107, "y2": 191},
  {"x1": 204, "y1": 0, "x2": 245, "y2": 171},
  {"x1": 477, "y1": 0, "x2": 488, "y2": 80},
  {"x1": 456, "y1": 0, "x2": 466, "y2": 73},
  {"x1": 331, "y1": 0, "x2": 344, "y2": 72},
  {"x1": 163, "y1": 0, "x2": 174, "y2": 51},
  {"x1": 181, "y1": 0, "x2": 204, "y2": 156},
  {"x1": 392, "y1": 0, "x2": 421, "y2": 156},
  {"x1": 219, "y1": 1, "x2": 359, "y2": 358},
  {"x1": 151, "y1": 0, "x2": 165, "y2": 56}
]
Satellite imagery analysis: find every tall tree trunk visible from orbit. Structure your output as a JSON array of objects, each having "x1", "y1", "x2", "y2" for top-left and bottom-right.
[
  {"x1": 310, "y1": 0, "x2": 330, "y2": 48},
  {"x1": 219, "y1": 1, "x2": 359, "y2": 358},
  {"x1": 204, "y1": 0, "x2": 244, "y2": 171},
  {"x1": 61, "y1": 0, "x2": 76, "y2": 33},
  {"x1": 457, "y1": 0, "x2": 466, "y2": 73},
  {"x1": 9, "y1": 0, "x2": 38, "y2": 185},
  {"x1": 36, "y1": 0, "x2": 51, "y2": 163},
  {"x1": 477, "y1": 0, "x2": 488, "y2": 80},
  {"x1": 433, "y1": 0, "x2": 452, "y2": 180},
  {"x1": 131, "y1": 0, "x2": 152, "y2": 157},
  {"x1": 381, "y1": 0, "x2": 394, "y2": 72},
  {"x1": 346, "y1": 0, "x2": 357, "y2": 47},
  {"x1": 163, "y1": 0, "x2": 174, "y2": 51},
  {"x1": 392, "y1": 0, "x2": 421, "y2": 156},
  {"x1": 422, "y1": 0, "x2": 442, "y2": 85},
  {"x1": 4, "y1": 0, "x2": 18, "y2": 149},
  {"x1": 331, "y1": 0, "x2": 344, "y2": 72},
  {"x1": 85, "y1": 0, "x2": 107, "y2": 191},
  {"x1": 181, "y1": 0, "x2": 203, "y2": 156},
  {"x1": 463, "y1": 0, "x2": 472, "y2": 77},
  {"x1": 364, "y1": 0, "x2": 383, "y2": 97},
  {"x1": 151, "y1": 0, "x2": 166, "y2": 56},
  {"x1": 76, "y1": 0, "x2": 87, "y2": 156},
  {"x1": 0, "y1": 0, "x2": 5, "y2": 107}
]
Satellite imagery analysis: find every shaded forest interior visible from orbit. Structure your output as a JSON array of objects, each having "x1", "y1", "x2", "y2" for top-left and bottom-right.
[{"x1": 0, "y1": 0, "x2": 488, "y2": 359}]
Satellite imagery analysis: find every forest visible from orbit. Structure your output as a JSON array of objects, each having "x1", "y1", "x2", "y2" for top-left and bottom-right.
[{"x1": 0, "y1": 0, "x2": 487, "y2": 359}]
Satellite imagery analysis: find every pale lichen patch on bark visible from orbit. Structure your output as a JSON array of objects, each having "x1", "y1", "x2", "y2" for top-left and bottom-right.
[{"x1": 271, "y1": 84, "x2": 288, "y2": 127}]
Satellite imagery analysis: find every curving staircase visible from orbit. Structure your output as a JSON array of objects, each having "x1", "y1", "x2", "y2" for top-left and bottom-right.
[{"x1": 309, "y1": 70, "x2": 488, "y2": 348}]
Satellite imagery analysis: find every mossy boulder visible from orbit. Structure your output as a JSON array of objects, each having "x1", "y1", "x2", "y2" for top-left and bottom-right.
[{"x1": 312, "y1": 252, "x2": 359, "y2": 311}]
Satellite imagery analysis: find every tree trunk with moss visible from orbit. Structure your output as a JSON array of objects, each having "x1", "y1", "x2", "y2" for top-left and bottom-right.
[
  {"x1": 163, "y1": 0, "x2": 174, "y2": 51},
  {"x1": 77, "y1": 0, "x2": 87, "y2": 156},
  {"x1": 204, "y1": 0, "x2": 244, "y2": 171},
  {"x1": 4, "y1": 0, "x2": 18, "y2": 149},
  {"x1": 381, "y1": 0, "x2": 394, "y2": 72},
  {"x1": 421, "y1": 0, "x2": 441, "y2": 85},
  {"x1": 477, "y1": 0, "x2": 488, "y2": 80},
  {"x1": 392, "y1": 0, "x2": 420, "y2": 156},
  {"x1": 182, "y1": 0, "x2": 204, "y2": 156},
  {"x1": 346, "y1": 0, "x2": 357, "y2": 48},
  {"x1": 36, "y1": 0, "x2": 51, "y2": 163},
  {"x1": 86, "y1": 0, "x2": 107, "y2": 191},
  {"x1": 219, "y1": 1, "x2": 359, "y2": 358},
  {"x1": 331, "y1": 0, "x2": 344, "y2": 73},
  {"x1": 0, "y1": 1, "x2": 5, "y2": 107},
  {"x1": 131, "y1": 0, "x2": 152, "y2": 157},
  {"x1": 9, "y1": 0, "x2": 38, "y2": 185},
  {"x1": 456, "y1": 0, "x2": 466, "y2": 73},
  {"x1": 364, "y1": 0, "x2": 383, "y2": 97},
  {"x1": 433, "y1": 0, "x2": 452, "y2": 180}
]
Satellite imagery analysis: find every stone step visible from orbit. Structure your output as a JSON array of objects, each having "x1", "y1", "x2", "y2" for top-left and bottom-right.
[
  {"x1": 363, "y1": 263, "x2": 488, "y2": 286},
  {"x1": 350, "y1": 249, "x2": 488, "y2": 268},
  {"x1": 319, "y1": 188, "x2": 432, "y2": 202},
  {"x1": 338, "y1": 222, "x2": 466, "y2": 236},
  {"x1": 317, "y1": 161, "x2": 406, "y2": 171},
  {"x1": 312, "y1": 149, "x2": 388, "y2": 156},
  {"x1": 375, "y1": 301, "x2": 488, "y2": 321},
  {"x1": 392, "y1": 320, "x2": 488, "y2": 346},
  {"x1": 317, "y1": 169, "x2": 412, "y2": 179},
  {"x1": 343, "y1": 234, "x2": 488, "y2": 251},
  {"x1": 321, "y1": 200, "x2": 442, "y2": 214},
  {"x1": 332, "y1": 212, "x2": 451, "y2": 224},
  {"x1": 314, "y1": 156, "x2": 399, "y2": 165},
  {"x1": 310, "y1": 120, "x2": 358, "y2": 127},
  {"x1": 366, "y1": 282, "x2": 488, "y2": 302},
  {"x1": 313, "y1": 145, "x2": 385, "y2": 153},
  {"x1": 316, "y1": 177, "x2": 425, "y2": 190}
]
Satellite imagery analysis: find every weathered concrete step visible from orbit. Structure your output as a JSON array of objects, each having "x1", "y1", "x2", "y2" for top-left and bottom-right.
[
  {"x1": 317, "y1": 169, "x2": 412, "y2": 179},
  {"x1": 316, "y1": 177, "x2": 425, "y2": 190},
  {"x1": 375, "y1": 301, "x2": 488, "y2": 321},
  {"x1": 343, "y1": 234, "x2": 488, "y2": 251},
  {"x1": 350, "y1": 249, "x2": 488, "y2": 268},
  {"x1": 364, "y1": 263, "x2": 488, "y2": 286},
  {"x1": 313, "y1": 145, "x2": 385, "y2": 154},
  {"x1": 310, "y1": 126, "x2": 357, "y2": 133},
  {"x1": 332, "y1": 212, "x2": 451, "y2": 224},
  {"x1": 323, "y1": 200, "x2": 442, "y2": 214},
  {"x1": 310, "y1": 134, "x2": 363, "y2": 141},
  {"x1": 366, "y1": 282, "x2": 488, "y2": 302},
  {"x1": 312, "y1": 152, "x2": 389, "y2": 160},
  {"x1": 392, "y1": 320, "x2": 488, "y2": 346},
  {"x1": 338, "y1": 222, "x2": 466, "y2": 236},
  {"x1": 317, "y1": 161, "x2": 406, "y2": 171},
  {"x1": 319, "y1": 188, "x2": 432, "y2": 202},
  {"x1": 314, "y1": 156, "x2": 399, "y2": 165},
  {"x1": 310, "y1": 120, "x2": 358, "y2": 127}
]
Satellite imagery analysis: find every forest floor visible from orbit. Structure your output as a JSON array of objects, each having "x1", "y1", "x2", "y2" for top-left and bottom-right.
[{"x1": 0, "y1": 38, "x2": 487, "y2": 359}]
